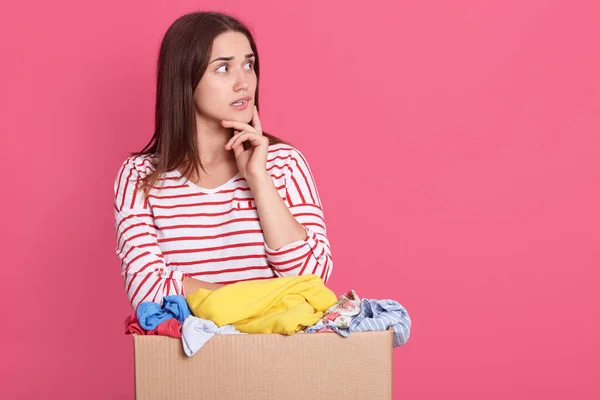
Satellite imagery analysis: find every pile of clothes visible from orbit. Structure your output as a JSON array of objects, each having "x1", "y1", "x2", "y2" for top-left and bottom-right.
[{"x1": 125, "y1": 274, "x2": 411, "y2": 356}]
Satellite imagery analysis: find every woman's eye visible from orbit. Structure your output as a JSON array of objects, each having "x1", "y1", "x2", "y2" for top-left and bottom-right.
[
  {"x1": 244, "y1": 61, "x2": 254, "y2": 70},
  {"x1": 216, "y1": 64, "x2": 228, "y2": 73}
]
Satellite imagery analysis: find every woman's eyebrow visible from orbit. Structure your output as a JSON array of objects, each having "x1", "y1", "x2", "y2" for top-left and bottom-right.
[{"x1": 209, "y1": 53, "x2": 255, "y2": 64}]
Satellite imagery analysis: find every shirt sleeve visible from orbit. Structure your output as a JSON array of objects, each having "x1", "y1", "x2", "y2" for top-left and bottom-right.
[
  {"x1": 113, "y1": 156, "x2": 184, "y2": 310},
  {"x1": 264, "y1": 148, "x2": 333, "y2": 283}
]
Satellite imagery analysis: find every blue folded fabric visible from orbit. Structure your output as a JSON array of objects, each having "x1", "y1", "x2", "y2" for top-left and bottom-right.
[
  {"x1": 350, "y1": 299, "x2": 411, "y2": 347},
  {"x1": 136, "y1": 295, "x2": 191, "y2": 330}
]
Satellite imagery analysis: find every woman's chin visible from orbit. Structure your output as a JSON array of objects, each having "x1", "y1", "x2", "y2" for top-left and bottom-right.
[{"x1": 225, "y1": 110, "x2": 253, "y2": 124}]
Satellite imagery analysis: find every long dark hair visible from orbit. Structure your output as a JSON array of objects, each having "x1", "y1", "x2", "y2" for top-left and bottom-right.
[{"x1": 133, "y1": 11, "x2": 288, "y2": 195}]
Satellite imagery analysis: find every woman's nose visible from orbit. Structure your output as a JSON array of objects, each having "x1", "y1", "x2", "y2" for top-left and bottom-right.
[{"x1": 234, "y1": 70, "x2": 249, "y2": 91}]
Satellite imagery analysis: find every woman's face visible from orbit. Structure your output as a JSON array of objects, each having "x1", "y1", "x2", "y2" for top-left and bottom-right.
[{"x1": 194, "y1": 31, "x2": 257, "y2": 127}]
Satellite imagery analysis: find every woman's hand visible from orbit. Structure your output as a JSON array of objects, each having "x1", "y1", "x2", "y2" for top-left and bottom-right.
[{"x1": 222, "y1": 106, "x2": 269, "y2": 181}]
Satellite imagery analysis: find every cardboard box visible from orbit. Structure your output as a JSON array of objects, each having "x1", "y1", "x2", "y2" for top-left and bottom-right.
[{"x1": 133, "y1": 329, "x2": 394, "y2": 399}]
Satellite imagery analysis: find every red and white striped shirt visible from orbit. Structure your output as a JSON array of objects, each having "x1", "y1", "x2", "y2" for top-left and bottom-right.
[{"x1": 113, "y1": 144, "x2": 333, "y2": 310}]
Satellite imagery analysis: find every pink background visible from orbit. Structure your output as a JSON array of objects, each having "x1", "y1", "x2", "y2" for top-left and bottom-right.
[{"x1": 1, "y1": 0, "x2": 599, "y2": 399}]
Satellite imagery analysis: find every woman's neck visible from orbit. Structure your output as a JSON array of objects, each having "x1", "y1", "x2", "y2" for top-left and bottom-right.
[{"x1": 195, "y1": 115, "x2": 235, "y2": 166}]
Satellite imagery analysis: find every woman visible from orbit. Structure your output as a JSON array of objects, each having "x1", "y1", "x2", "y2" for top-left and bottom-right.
[{"x1": 113, "y1": 11, "x2": 333, "y2": 310}]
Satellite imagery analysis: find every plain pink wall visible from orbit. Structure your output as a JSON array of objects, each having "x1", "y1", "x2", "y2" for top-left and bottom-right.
[{"x1": 1, "y1": 0, "x2": 599, "y2": 398}]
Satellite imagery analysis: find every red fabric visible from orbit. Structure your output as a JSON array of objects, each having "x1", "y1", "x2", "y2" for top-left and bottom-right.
[
  {"x1": 124, "y1": 313, "x2": 144, "y2": 335},
  {"x1": 124, "y1": 314, "x2": 182, "y2": 338},
  {"x1": 148, "y1": 319, "x2": 182, "y2": 339}
]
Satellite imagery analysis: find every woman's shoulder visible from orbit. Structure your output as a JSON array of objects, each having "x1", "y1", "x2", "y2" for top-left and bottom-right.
[
  {"x1": 266, "y1": 143, "x2": 310, "y2": 166},
  {"x1": 115, "y1": 153, "x2": 159, "y2": 181}
]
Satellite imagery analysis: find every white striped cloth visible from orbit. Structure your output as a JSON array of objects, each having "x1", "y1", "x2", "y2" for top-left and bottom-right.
[{"x1": 113, "y1": 143, "x2": 332, "y2": 310}]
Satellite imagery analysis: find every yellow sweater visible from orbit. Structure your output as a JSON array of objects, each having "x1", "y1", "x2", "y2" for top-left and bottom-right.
[{"x1": 185, "y1": 275, "x2": 337, "y2": 335}]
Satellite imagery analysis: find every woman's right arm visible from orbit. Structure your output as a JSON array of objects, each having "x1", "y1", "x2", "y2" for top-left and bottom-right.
[{"x1": 114, "y1": 156, "x2": 185, "y2": 310}]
